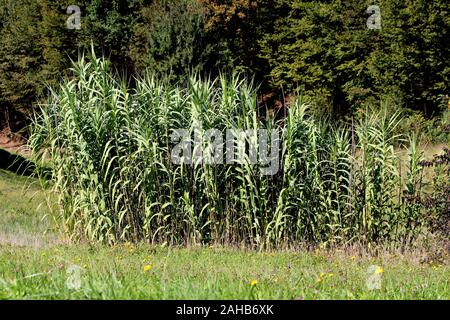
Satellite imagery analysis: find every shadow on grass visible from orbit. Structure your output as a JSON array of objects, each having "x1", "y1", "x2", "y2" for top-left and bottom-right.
[{"x1": 0, "y1": 148, "x2": 35, "y2": 176}]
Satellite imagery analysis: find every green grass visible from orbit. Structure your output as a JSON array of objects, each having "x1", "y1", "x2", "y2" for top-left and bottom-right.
[
  {"x1": 0, "y1": 169, "x2": 54, "y2": 246},
  {"x1": 0, "y1": 168, "x2": 449, "y2": 300},
  {"x1": 1, "y1": 244, "x2": 449, "y2": 300}
]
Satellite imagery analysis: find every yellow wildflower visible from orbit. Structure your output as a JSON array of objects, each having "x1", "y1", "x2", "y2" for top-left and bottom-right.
[
  {"x1": 143, "y1": 264, "x2": 152, "y2": 272},
  {"x1": 375, "y1": 266, "x2": 384, "y2": 274},
  {"x1": 316, "y1": 272, "x2": 333, "y2": 283},
  {"x1": 250, "y1": 280, "x2": 258, "y2": 287},
  {"x1": 316, "y1": 272, "x2": 325, "y2": 283}
]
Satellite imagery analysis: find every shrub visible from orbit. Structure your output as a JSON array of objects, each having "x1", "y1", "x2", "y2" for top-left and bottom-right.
[{"x1": 30, "y1": 54, "x2": 448, "y2": 248}]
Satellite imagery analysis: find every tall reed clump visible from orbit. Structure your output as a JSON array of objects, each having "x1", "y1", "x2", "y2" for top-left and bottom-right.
[{"x1": 29, "y1": 54, "x2": 446, "y2": 248}]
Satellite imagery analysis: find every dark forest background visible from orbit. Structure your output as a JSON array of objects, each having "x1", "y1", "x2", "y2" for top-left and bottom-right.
[{"x1": 0, "y1": 0, "x2": 449, "y2": 141}]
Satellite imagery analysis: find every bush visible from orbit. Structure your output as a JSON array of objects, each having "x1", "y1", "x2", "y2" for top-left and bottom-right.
[{"x1": 30, "y1": 54, "x2": 448, "y2": 248}]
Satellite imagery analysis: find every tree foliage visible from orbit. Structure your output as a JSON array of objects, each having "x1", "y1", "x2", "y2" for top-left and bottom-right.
[
  {"x1": 259, "y1": 0, "x2": 450, "y2": 114},
  {"x1": 0, "y1": 0, "x2": 449, "y2": 127},
  {"x1": 129, "y1": 0, "x2": 209, "y2": 80}
]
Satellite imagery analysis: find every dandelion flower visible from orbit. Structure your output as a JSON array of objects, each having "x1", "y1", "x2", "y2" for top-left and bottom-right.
[
  {"x1": 375, "y1": 266, "x2": 383, "y2": 274},
  {"x1": 143, "y1": 264, "x2": 152, "y2": 272},
  {"x1": 316, "y1": 272, "x2": 327, "y2": 283},
  {"x1": 250, "y1": 280, "x2": 258, "y2": 287}
]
